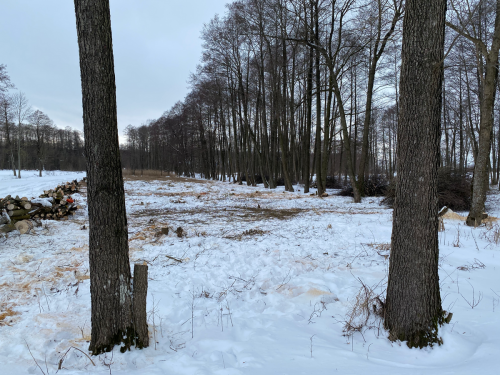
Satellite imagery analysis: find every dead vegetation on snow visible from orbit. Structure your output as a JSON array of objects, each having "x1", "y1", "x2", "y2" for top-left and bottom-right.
[
  {"x1": 223, "y1": 228, "x2": 269, "y2": 240},
  {"x1": 342, "y1": 278, "x2": 386, "y2": 338},
  {"x1": 0, "y1": 303, "x2": 19, "y2": 326},
  {"x1": 123, "y1": 170, "x2": 207, "y2": 184},
  {"x1": 130, "y1": 206, "x2": 306, "y2": 224}
]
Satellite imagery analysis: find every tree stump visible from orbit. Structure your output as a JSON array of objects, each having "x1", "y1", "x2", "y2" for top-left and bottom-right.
[
  {"x1": 175, "y1": 227, "x2": 184, "y2": 237},
  {"x1": 15, "y1": 220, "x2": 33, "y2": 234},
  {"x1": 133, "y1": 263, "x2": 149, "y2": 348}
]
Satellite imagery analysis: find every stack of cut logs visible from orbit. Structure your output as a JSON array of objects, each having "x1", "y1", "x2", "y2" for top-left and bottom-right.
[
  {"x1": 32, "y1": 194, "x2": 77, "y2": 220},
  {"x1": 0, "y1": 196, "x2": 34, "y2": 223},
  {"x1": 39, "y1": 179, "x2": 81, "y2": 198},
  {"x1": 36, "y1": 180, "x2": 81, "y2": 220},
  {"x1": 0, "y1": 179, "x2": 82, "y2": 234}
]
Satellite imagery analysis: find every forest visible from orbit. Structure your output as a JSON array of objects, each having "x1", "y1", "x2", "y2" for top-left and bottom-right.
[
  {"x1": 0, "y1": 0, "x2": 499, "y2": 373},
  {"x1": 3, "y1": 0, "x2": 499, "y2": 205},
  {"x1": 120, "y1": 0, "x2": 499, "y2": 202}
]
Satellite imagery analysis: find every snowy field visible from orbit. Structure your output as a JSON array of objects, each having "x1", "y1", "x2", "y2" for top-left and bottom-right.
[
  {"x1": 0, "y1": 170, "x2": 86, "y2": 199},
  {"x1": 0, "y1": 170, "x2": 499, "y2": 375}
]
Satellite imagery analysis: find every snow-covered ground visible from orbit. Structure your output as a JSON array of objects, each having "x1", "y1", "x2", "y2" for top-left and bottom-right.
[
  {"x1": 0, "y1": 170, "x2": 499, "y2": 375},
  {"x1": 0, "y1": 170, "x2": 86, "y2": 199}
]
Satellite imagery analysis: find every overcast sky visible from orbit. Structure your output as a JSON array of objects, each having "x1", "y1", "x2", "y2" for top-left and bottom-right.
[{"x1": 0, "y1": 0, "x2": 229, "y2": 141}]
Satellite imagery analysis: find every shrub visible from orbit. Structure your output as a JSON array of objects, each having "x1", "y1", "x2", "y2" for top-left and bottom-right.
[
  {"x1": 381, "y1": 168, "x2": 471, "y2": 211},
  {"x1": 249, "y1": 174, "x2": 289, "y2": 186},
  {"x1": 254, "y1": 174, "x2": 265, "y2": 184},
  {"x1": 311, "y1": 176, "x2": 344, "y2": 189},
  {"x1": 338, "y1": 175, "x2": 389, "y2": 197}
]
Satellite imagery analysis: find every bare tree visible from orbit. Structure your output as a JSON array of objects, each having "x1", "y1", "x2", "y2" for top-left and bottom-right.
[
  {"x1": 0, "y1": 93, "x2": 17, "y2": 175},
  {"x1": 447, "y1": 0, "x2": 500, "y2": 226},
  {"x1": 0, "y1": 66, "x2": 17, "y2": 175},
  {"x1": 117, "y1": 0, "x2": 491, "y2": 202},
  {"x1": 0, "y1": 64, "x2": 15, "y2": 93},
  {"x1": 357, "y1": 0, "x2": 403, "y2": 194},
  {"x1": 11, "y1": 92, "x2": 32, "y2": 178},
  {"x1": 28, "y1": 110, "x2": 52, "y2": 177}
]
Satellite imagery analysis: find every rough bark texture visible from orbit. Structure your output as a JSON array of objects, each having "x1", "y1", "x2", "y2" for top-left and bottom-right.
[
  {"x1": 133, "y1": 264, "x2": 149, "y2": 349},
  {"x1": 385, "y1": 0, "x2": 446, "y2": 348},
  {"x1": 74, "y1": 0, "x2": 135, "y2": 355}
]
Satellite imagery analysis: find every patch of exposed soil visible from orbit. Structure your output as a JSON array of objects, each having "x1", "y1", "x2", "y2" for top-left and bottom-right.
[
  {"x1": 130, "y1": 206, "x2": 306, "y2": 224},
  {"x1": 124, "y1": 174, "x2": 210, "y2": 184}
]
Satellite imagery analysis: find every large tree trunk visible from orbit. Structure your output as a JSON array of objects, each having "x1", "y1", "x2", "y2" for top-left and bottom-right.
[
  {"x1": 74, "y1": 0, "x2": 139, "y2": 355},
  {"x1": 385, "y1": 0, "x2": 447, "y2": 348}
]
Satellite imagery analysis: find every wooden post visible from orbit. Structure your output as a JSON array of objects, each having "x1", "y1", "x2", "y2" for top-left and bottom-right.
[{"x1": 133, "y1": 263, "x2": 149, "y2": 348}]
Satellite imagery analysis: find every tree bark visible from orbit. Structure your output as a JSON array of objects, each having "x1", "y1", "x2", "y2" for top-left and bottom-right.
[
  {"x1": 385, "y1": 0, "x2": 447, "y2": 348},
  {"x1": 133, "y1": 264, "x2": 149, "y2": 349},
  {"x1": 74, "y1": 0, "x2": 137, "y2": 355}
]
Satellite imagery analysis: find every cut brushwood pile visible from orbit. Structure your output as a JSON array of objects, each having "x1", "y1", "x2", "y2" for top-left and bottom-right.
[{"x1": 0, "y1": 179, "x2": 85, "y2": 234}]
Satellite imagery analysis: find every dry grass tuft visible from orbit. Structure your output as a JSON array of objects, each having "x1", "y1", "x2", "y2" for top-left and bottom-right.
[
  {"x1": 343, "y1": 278, "x2": 385, "y2": 337},
  {"x1": 224, "y1": 228, "x2": 269, "y2": 240},
  {"x1": 0, "y1": 304, "x2": 19, "y2": 326},
  {"x1": 457, "y1": 258, "x2": 486, "y2": 271},
  {"x1": 482, "y1": 222, "x2": 500, "y2": 244},
  {"x1": 372, "y1": 243, "x2": 391, "y2": 251}
]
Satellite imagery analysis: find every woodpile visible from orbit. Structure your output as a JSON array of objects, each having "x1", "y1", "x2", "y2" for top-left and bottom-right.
[
  {"x1": 30, "y1": 197, "x2": 77, "y2": 221},
  {"x1": 39, "y1": 179, "x2": 81, "y2": 198},
  {"x1": 0, "y1": 196, "x2": 34, "y2": 223},
  {"x1": 0, "y1": 178, "x2": 85, "y2": 234},
  {"x1": 0, "y1": 194, "x2": 77, "y2": 223}
]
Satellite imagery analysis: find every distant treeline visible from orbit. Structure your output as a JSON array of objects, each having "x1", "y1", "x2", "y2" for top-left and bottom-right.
[
  {"x1": 0, "y1": 65, "x2": 85, "y2": 175},
  {"x1": 0, "y1": 116, "x2": 85, "y2": 173}
]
